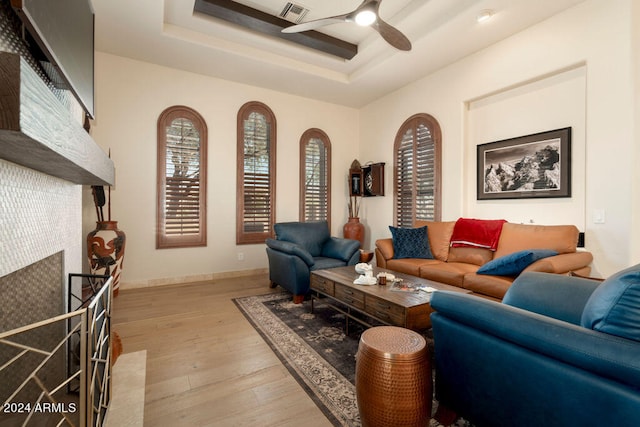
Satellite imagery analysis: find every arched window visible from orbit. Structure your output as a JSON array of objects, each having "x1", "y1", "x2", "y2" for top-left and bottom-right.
[
  {"x1": 237, "y1": 101, "x2": 277, "y2": 244},
  {"x1": 156, "y1": 105, "x2": 207, "y2": 248},
  {"x1": 299, "y1": 129, "x2": 331, "y2": 226},
  {"x1": 394, "y1": 114, "x2": 442, "y2": 227}
]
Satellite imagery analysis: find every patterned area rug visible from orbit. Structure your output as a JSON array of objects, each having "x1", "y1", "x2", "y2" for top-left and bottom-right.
[{"x1": 233, "y1": 292, "x2": 470, "y2": 427}]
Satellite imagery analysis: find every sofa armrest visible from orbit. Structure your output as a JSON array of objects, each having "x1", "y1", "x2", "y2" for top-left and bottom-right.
[
  {"x1": 502, "y1": 272, "x2": 601, "y2": 324},
  {"x1": 375, "y1": 238, "x2": 394, "y2": 261},
  {"x1": 321, "y1": 237, "x2": 360, "y2": 263},
  {"x1": 265, "y1": 238, "x2": 315, "y2": 266},
  {"x1": 430, "y1": 291, "x2": 640, "y2": 388},
  {"x1": 524, "y1": 251, "x2": 593, "y2": 274}
]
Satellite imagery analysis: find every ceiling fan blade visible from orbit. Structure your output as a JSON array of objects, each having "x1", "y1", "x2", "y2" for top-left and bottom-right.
[
  {"x1": 372, "y1": 17, "x2": 412, "y2": 51},
  {"x1": 281, "y1": 14, "x2": 349, "y2": 33},
  {"x1": 281, "y1": 0, "x2": 411, "y2": 52}
]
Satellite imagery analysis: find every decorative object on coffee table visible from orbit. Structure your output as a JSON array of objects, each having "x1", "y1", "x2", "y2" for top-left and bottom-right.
[{"x1": 356, "y1": 326, "x2": 432, "y2": 427}]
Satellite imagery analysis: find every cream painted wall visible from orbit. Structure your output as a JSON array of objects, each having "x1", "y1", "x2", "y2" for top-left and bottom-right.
[
  {"x1": 89, "y1": 53, "x2": 359, "y2": 287},
  {"x1": 465, "y1": 66, "x2": 586, "y2": 227},
  {"x1": 360, "y1": 0, "x2": 637, "y2": 277}
]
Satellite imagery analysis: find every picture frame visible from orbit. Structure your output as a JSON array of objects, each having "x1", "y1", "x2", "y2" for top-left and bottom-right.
[{"x1": 477, "y1": 127, "x2": 571, "y2": 200}]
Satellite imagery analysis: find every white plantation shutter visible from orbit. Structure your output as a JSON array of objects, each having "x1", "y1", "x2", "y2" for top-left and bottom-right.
[
  {"x1": 165, "y1": 119, "x2": 200, "y2": 234},
  {"x1": 394, "y1": 114, "x2": 441, "y2": 227},
  {"x1": 300, "y1": 129, "x2": 331, "y2": 225},
  {"x1": 243, "y1": 112, "x2": 271, "y2": 232},
  {"x1": 396, "y1": 128, "x2": 415, "y2": 227},
  {"x1": 157, "y1": 106, "x2": 207, "y2": 248},
  {"x1": 415, "y1": 123, "x2": 436, "y2": 221},
  {"x1": 237, "y1": 102, "x2": 276, "y2": 244}
]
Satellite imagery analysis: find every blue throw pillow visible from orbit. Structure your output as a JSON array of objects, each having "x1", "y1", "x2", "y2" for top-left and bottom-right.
[
  {"x1": 477, "y1": 249, "x2": 558, "y2": 276},
  {"x1": 581, "y1": 264, "x2": 640, "y2": 342},
  {"x1": 389, "y1": 226, "x2": 434, "y2": 259}
]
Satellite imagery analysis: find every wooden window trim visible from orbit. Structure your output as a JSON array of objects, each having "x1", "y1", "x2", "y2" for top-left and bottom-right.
[
  {"x1": 156, "y1": 105, "x2": 207, "y2": 249},
  {"x1": 299, "y1": 128, "x2": 332, "y2": 228},
  {"x1": 393, "y1": 113, "x2": 442, "y2": 226},
  {"x1": 236, "y1": 101, "x2": 277, "y2": 244}
]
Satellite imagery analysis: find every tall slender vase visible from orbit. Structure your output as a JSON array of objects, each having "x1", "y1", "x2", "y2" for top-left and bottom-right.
[
  {"x1": 87, "y1": 221, "x2": 126, "y2": 297},
  {"x1": 343, "y1": 217, "x2": 365, "y2": 249}
]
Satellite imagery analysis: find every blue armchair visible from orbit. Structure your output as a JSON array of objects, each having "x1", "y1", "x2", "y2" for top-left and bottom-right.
[
  {"x1": 430, "y1": 264, "x2": 640, "y2": 427},
  {"x1": 265, "y1": 221, "x2": 361, "y2": 303}
]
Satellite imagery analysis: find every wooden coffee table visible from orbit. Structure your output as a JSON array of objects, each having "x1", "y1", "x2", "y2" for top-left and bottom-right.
[{"x1": 310, "y1": 265, "x2": 470, "y2": 332}]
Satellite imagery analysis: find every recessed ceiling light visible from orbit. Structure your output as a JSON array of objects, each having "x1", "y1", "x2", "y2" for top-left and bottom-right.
[{"x1": 477, "y1": 9, "x2": 494, "y2": 23}]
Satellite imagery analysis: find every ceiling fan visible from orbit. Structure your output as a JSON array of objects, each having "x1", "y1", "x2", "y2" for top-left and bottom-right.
[{"x1": 281, "y1": 0, "x2": 412, "y2": 51}]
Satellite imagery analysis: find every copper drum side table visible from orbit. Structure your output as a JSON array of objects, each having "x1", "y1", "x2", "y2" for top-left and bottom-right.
[{"x1": 355, "y1": 326, "x2": 432, "y2": 427}]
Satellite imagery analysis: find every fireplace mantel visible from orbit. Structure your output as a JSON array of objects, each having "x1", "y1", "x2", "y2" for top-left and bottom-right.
[{"x1": 0, "y1": 52, "x2": 114, "y2": 185}]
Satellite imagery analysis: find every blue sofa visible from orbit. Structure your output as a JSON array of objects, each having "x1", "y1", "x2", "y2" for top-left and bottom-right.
[
  {"x1": 265, "y1": 221, "x2": 361, "y2": 303},
  {"x1": 430, "y1": 264, "x2": 640, "y2": 426}
]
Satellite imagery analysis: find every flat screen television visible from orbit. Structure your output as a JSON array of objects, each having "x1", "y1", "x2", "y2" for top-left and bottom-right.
[{"x1": 11, "y1": 0, "x2": 95, "y2": 118}]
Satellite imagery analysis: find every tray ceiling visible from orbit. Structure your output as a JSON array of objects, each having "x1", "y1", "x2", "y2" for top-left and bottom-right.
[{"x1": 93, "y1": 0, "x2": 587, "y2": 107}]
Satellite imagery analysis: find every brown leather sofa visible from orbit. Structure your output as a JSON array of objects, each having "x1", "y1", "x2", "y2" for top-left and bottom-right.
[{"x1": 375, "y1": 220, "x2": 593, "y2": 301}]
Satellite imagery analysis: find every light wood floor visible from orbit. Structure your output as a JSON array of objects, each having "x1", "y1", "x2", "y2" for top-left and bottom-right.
[{"x1": 111, "y1": 273, "x2": 333, "y2": 427}]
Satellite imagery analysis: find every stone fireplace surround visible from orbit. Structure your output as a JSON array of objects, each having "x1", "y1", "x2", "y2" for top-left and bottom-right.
[
  {"x1": 0, "y1": 1, "x2": 113, "y2": 290},
  {"x1": 0, "y1": 3, "x2": 116, "y2": 422},
  {"x1": 1, "y1": 0, "x2": 114, "y2": 390},
  {"x1": 0, "y1": 158, "x2": 83, "y2": 287}
]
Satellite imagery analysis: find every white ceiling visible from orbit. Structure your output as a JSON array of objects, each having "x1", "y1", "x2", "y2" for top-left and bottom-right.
[{"x1": 92, "y1": 0, "x2": 586, "y2": 108}]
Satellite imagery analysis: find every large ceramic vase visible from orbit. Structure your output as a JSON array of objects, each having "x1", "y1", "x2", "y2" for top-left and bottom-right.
[
  {"x1": 87, "y1": 221, "x2": 126, "y2": 297},
  {"x1": 343, "y1": 217, "x2": 365, "y2": 249}
]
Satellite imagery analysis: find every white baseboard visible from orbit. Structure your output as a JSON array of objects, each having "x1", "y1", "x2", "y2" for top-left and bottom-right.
[{"x1": 119, "y1": 268, "x2": 269, "y2": 290}]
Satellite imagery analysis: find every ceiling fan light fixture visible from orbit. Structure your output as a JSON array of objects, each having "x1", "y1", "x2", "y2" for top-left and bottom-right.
[
  {"x1": 355, "y1": 10, "x2": 377, "y2": 26},
  {"x1": 280, "y1": 0, "x2": 410, "y2": 51}
]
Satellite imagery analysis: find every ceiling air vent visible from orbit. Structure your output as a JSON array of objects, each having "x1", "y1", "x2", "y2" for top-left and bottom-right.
[{"x1": 280, "y1": 2, "x2": 309, "y2": 24}]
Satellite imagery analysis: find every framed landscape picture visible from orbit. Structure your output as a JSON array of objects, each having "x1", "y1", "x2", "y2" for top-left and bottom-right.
[{"x1": 477, "y1": 127, "x2": 571, "y2": 200}]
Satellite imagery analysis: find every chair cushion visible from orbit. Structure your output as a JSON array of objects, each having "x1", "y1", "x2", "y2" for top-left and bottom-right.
[
  {"x1": 447, "y1": 247, "x2": 494, "y2": 266},
  {"x1": 321, "y1": 237, "x2": 360, "y2": 262},
  {"x1": 274, "y1": 221, "x2": 330, "y2": 257},
  {"x1": 419, "y1": 262, "x2": 478, "y2": 288},
  {"x1": 386, "y1": 258, "x2": 441, "y2": 277},
  {"x1": 389, "y1": 225, "x2": 434, "y2": 259},
  {"x1": 310, "y1": 257, "x2": 348, "y2": 271},
  {"x1": 265, "y1": 238, "x2": 315, "y2": 266},
  {"x1": 462, "y1": 273, "x2": 515, "y2": 301},
  {"x1": 581, "y1": 264, "x2": 640, "y2": 342},
  {"x1": 476, "y1": 249, "x2": 558, "y2": 276}
]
